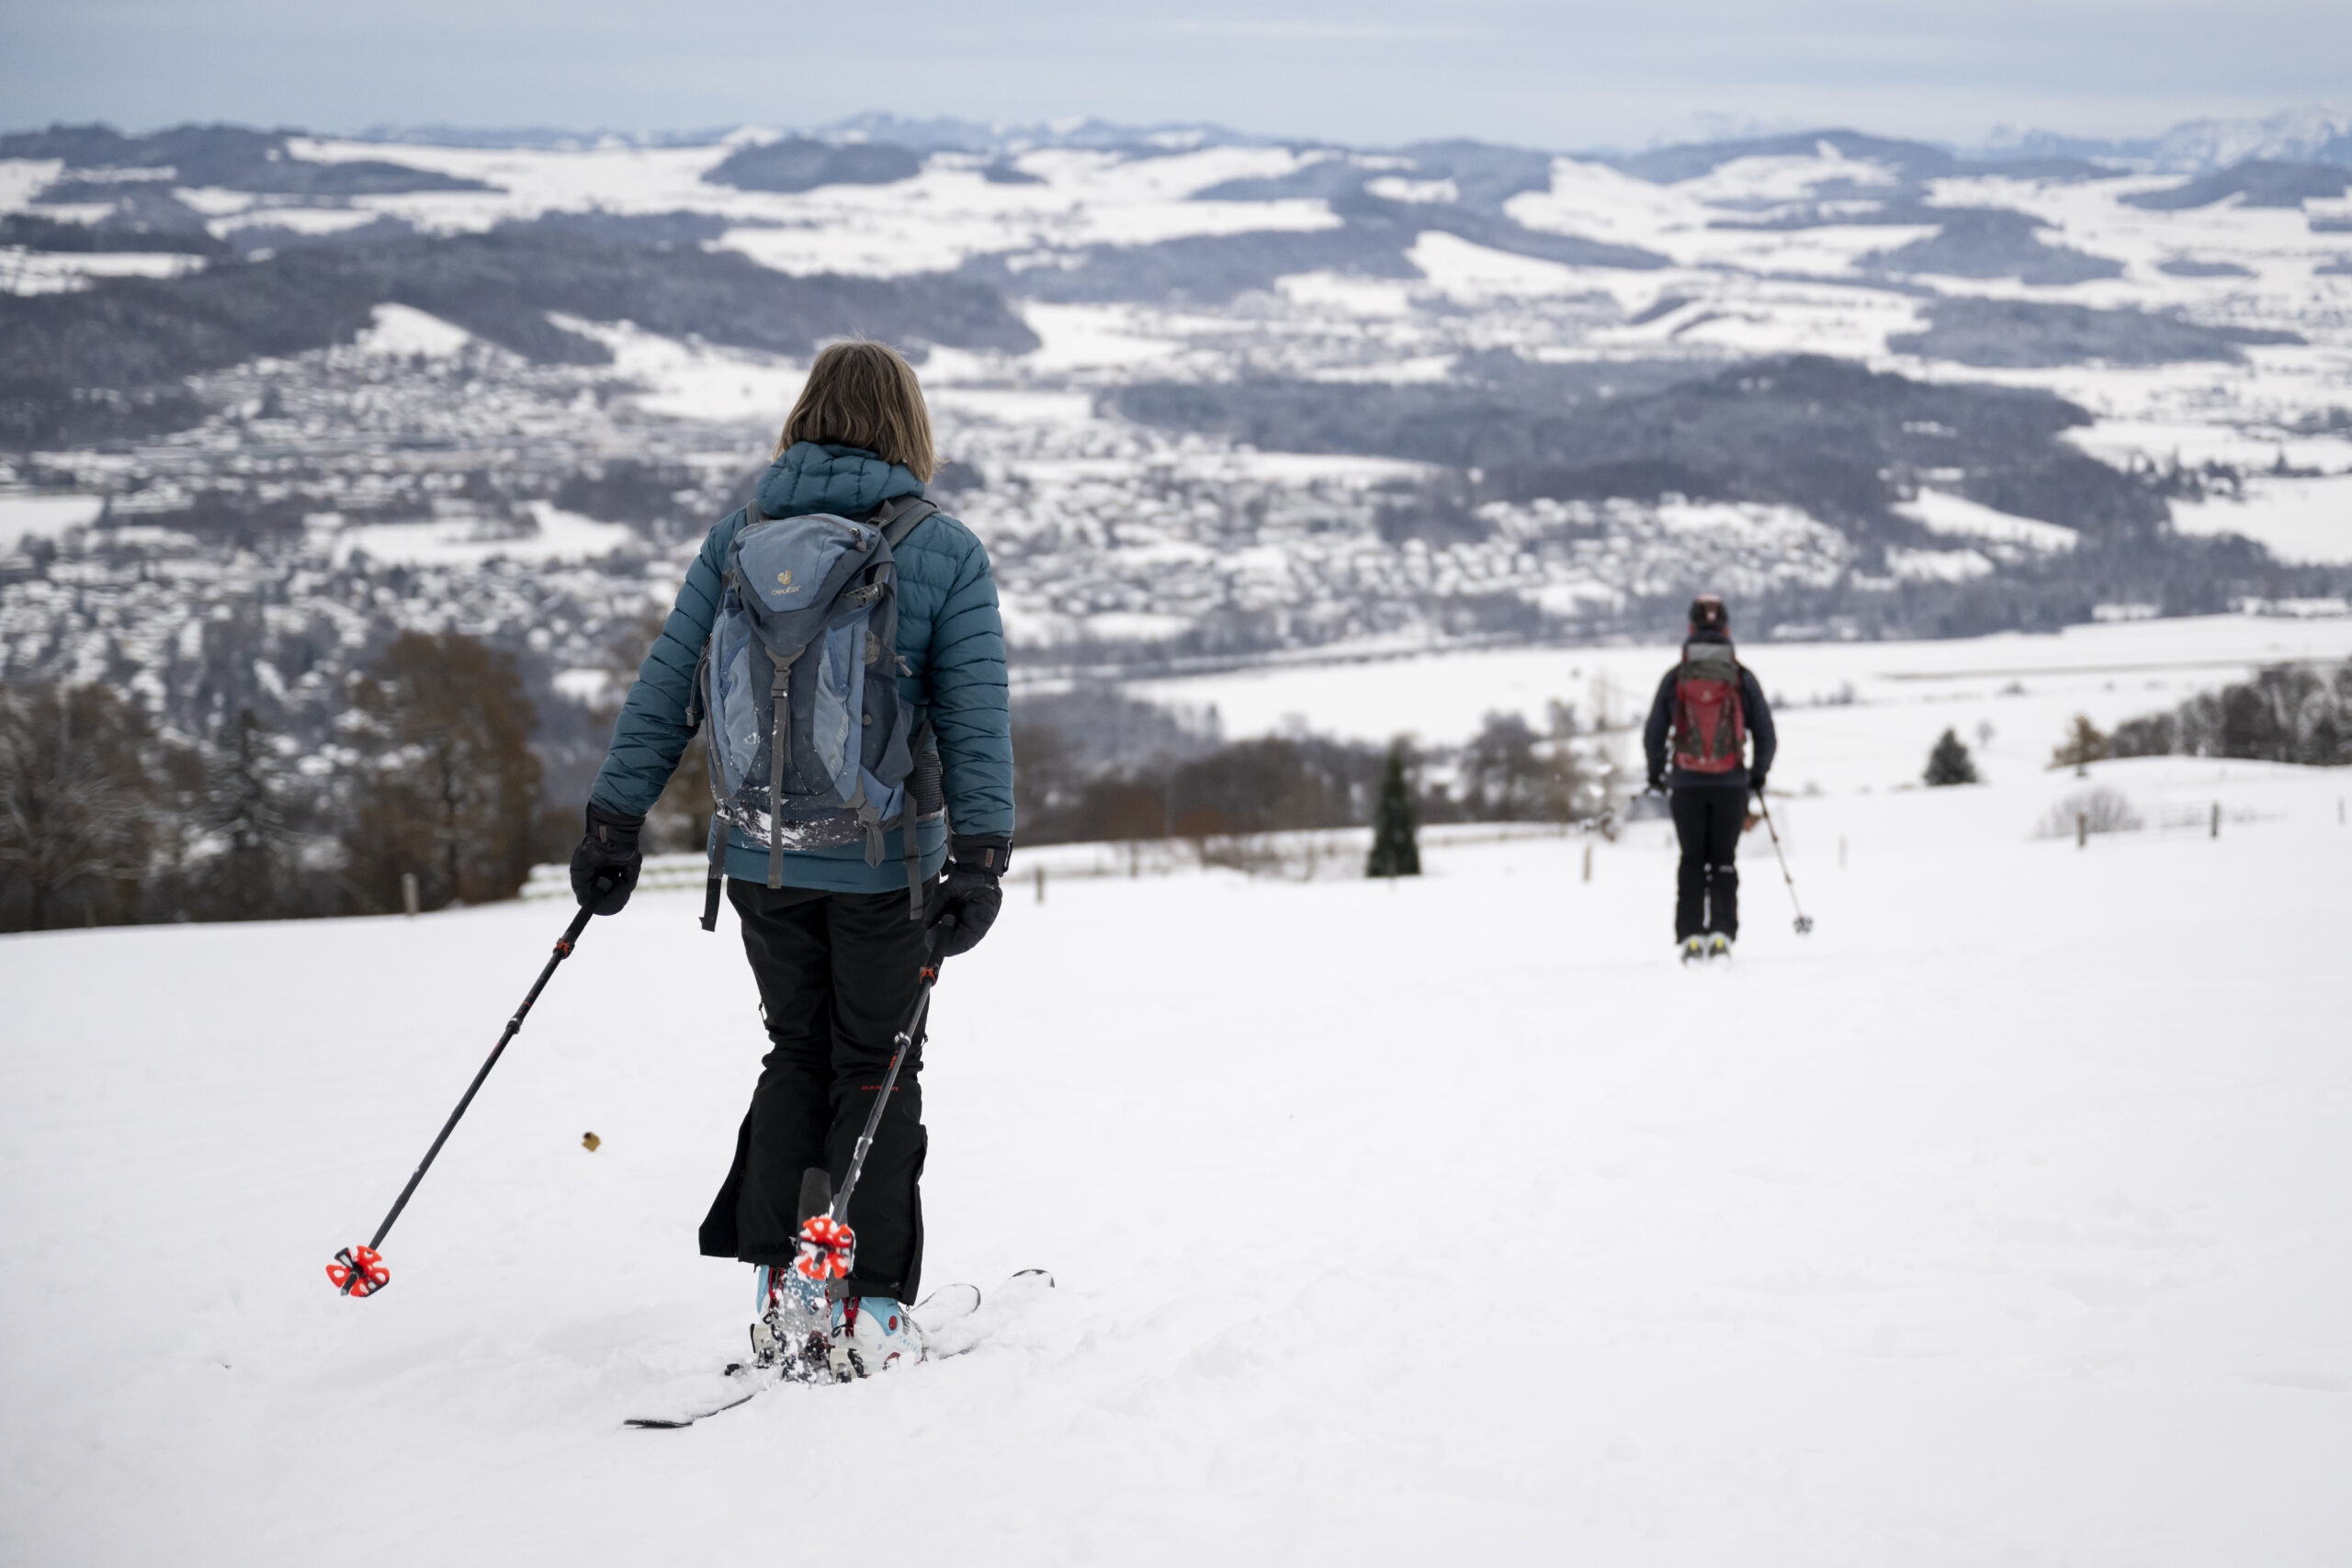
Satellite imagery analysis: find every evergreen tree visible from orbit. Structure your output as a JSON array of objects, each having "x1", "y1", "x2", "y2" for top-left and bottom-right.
[
  {"x1": 1365, "y1": 741, "x2": 1420, "y2": 878},
  {"x1": 202, "y1": 706, "x2": 290, "y2": 919},
  {"x1": 1924, "y1": 728, "x2": 1980, "y2": 786}
]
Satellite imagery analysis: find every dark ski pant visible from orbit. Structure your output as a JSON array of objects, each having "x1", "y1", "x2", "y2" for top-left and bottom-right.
[
  {"x1": 699, "y1": 877, "x2": 934, "y2": 1303},
  {"x1": 1670, "y1": 786, "x2": 1747, "y2": 941}
]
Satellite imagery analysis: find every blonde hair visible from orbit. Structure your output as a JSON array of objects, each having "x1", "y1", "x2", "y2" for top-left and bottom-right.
[{"x1": 775, "y1": 340, "x2": 936, "y2": 481}]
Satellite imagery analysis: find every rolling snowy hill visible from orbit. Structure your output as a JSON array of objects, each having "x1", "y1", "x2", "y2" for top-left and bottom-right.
[{"x1": 4, "y1": 619, "x2": 2350, "y2": 1563}]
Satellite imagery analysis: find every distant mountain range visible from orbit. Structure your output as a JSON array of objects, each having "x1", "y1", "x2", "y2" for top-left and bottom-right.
[
  {"x1": 1978, "y1": 106, "x2": 2352, "y2": 174},
  {"x1": 325, "y1": 105, "x2": 2352, "y2": 175}
]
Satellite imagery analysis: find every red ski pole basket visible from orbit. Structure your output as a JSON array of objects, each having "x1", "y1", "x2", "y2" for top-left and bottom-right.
[
  {"x1": 794, "y1": 1215, "x2": 855, "y2": 1281},
  {"x1": 326, "y1": 1245, "x2": 391, "y2": 1298}
]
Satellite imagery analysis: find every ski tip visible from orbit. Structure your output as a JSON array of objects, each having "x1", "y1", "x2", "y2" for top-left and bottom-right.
[{"x1": 624, "y1": 1416, "x2": 695, "y2": 1429}]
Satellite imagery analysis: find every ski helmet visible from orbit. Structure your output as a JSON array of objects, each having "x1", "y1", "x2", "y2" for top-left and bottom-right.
[{"x1": 1688, "y1": 594, "x2": 1728, "y2": 633}]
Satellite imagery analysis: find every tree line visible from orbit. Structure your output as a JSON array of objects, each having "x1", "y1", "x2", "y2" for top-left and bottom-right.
[
  {"x1": 0, "y1": 629, "x2": 551, "y2": 931},
  {"x1": 3, "y1": 654, "x2": 1619, "y2": 931},
  {"x1": 2064, "y1": 660, "x2": 2352, "y2": 769},
  {"x1": 1012, "y1": 690, "x2": 1607, "y2": 848}
]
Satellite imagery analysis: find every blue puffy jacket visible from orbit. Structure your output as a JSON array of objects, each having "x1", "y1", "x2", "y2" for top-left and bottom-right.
[{"x1": 588, "y1": 441, "x2": 1013, "y2": 893}]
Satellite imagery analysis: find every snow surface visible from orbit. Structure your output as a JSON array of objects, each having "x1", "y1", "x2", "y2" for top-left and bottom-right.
[
  {"x1": 1895, "y1": 489, "x2": 2080, "y2": 553},
  {"x1": 2170, "y1": 475, "x2": 2352, "y2": 563},
  {"x1": 353, "y1": 304, "x2": 473, "y2": 359},
  {"x1": 328, "y1": 502, "x2": 637, "y2": 569},
  {"x1": 6, "y1": 625, "x2": 2351, "y2": 1565},
  {"x1": 0, "y1": 246, "x2": 205, "y2": 295},
  {"x1": 0, "y1": 491, "x2": 105, "y2": 551}
]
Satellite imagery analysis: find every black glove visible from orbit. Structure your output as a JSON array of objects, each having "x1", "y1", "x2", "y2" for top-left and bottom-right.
[
  {"x1": 570, "y1": 804, "x2": 643, "y2": 916},
  {"x1": 926, "y1": 837, "x2": 1008, "y2": 960},
  {"x1": 1749, "y1": 773, "x2": 1769, "y2": 796},
  {"x1": 1646, "y1": 773, "x2": 1667, "y2": 795}
]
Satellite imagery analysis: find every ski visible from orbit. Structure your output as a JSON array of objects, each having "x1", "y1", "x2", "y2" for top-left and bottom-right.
[
  {"x1": 622, "y1": 1272, "x2": 1050, "y2": 1428},
  {"x1": 623, "y1": 1364, "x2": 772, "y2": 1429},
  {"x1": 928, "y1": 1269, "x2": 1054, "y2": 1359}
]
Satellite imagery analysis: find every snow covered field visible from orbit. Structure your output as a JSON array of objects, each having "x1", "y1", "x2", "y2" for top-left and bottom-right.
[{"x1": 6, "y1": 629, "x2": 2352, "y2": 1562}]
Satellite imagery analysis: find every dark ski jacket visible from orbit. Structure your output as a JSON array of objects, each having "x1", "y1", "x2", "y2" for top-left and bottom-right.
[
  {"x1": 1642, "y1": 629, "x2": 1776, "y2": 792},
  {"x1": 588, "y1": 442, "x2": 1012, "y2": 893}
]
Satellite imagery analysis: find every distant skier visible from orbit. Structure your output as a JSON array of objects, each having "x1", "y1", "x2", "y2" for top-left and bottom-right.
[
  {"x1": 1643, "y1": 594, "x2": 1775, "y2": 961},
  {"x1": 569, "y1": 340, "x2": 1012, "y2": 1378}
]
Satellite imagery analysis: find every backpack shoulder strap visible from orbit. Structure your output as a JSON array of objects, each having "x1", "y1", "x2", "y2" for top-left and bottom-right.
[{"x1": 875, "y1": 495, "x2": 938, "y2": 547}]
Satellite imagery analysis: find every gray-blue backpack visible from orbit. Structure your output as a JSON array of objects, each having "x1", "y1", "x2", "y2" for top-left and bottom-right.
[{"x1": 694, "y1": 492, "x2": 945, "y2": 928}]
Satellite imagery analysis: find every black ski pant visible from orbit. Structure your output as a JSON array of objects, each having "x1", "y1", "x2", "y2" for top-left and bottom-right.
[
  {"x1": 698, "y1": 877, "x2": 934, "y2": 1303},
  {"x1": 1669, "y1": 786, "x2": 1747, "y2": 941}
]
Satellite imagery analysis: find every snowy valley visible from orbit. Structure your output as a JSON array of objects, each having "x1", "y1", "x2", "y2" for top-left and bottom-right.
[{"x1": 5, "y1": 114, "x2": 2352, "y2": 791}]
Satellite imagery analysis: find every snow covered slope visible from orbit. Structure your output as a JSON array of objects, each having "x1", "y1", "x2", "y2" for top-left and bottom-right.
[{"x1": 5, "y1": 656, "x2": 2349, "y2": 1562}]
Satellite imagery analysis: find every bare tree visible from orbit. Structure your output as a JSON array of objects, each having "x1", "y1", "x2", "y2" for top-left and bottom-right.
[
  {"x1": 0, "y1": 682, "x2": 163, "y2": 930},
  {"x1": 340, "y1": 631, "x2": 543, "y2": 912}
]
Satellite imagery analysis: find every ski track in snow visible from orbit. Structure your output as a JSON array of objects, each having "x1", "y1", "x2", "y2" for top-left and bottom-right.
[{"x1": 6, "y1": 649, "x2": 2352, "y2": 1562}]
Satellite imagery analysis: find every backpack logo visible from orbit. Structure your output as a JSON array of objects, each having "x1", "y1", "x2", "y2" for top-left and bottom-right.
[{"x1": 775, "y1": 570, "x2": 797, "y2": 593}]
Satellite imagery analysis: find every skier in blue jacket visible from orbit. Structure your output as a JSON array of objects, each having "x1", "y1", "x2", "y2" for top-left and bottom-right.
[{"x1": 570, "y1": 341, "x2": 1012, "y2": 1377}]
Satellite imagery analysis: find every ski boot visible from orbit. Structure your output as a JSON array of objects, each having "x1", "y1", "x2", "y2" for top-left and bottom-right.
[
  {"x1": 1707, "y1": 933, "x2": 1733, "y2": 961},
  {"x1": 748, "y1": 1262, "x2": 833, "y2": 1382},
  {"x1": 824, "y1": 1295, "x2": 928, "y2": 1382},
  {"x1": 1679, "y1": 935, "x2": 1707, "y2": 964}
]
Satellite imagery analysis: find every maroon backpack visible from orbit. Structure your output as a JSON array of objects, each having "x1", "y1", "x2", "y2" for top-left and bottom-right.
[{"x1": 1671, "y1": 640, "x2": 1747, "y2": 774}]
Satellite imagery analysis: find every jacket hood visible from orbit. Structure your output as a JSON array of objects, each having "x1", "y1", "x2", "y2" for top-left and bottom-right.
[{"x1": 753, "y1": 442, "x2": 925, "y2": 520}]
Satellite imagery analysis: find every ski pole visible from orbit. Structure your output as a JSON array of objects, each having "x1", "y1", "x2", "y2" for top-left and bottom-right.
[
  {"x1": 833, "y1": 966, "x2": 932, "y2": 1224},
  {"x1": 792, "y1": 952, "x2": 938, "y2": 1280},
  {"x1": 325, "y1": 892, "x2": 605, "y2": 1298},
  {"x1": 1757, "y1": 796, "x2": 1814, "y2": 935}
]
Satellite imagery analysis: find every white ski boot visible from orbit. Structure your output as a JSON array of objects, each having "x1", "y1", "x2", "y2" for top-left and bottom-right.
[
  {"x1": 1707, "y1": 932, "x2": 1733, "y2": 960},
  {"x1": 1679, "y1": 935, "x2": 1707, "y2": 964},
  {"x1": 824, "y1": 1295, "x2": 928, "y2": 1381},
  {"x1": 749, "y1": 1262, "x2": 832, "y2": 1382}
]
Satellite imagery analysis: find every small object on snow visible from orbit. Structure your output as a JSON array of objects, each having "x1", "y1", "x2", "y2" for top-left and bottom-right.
[
  {"x1": 582, "y1": 1132, "x2": 601, "y2": 1152},
  {"x1": 324, "y1": 1245, "x2": 390, "y2": 1298}
]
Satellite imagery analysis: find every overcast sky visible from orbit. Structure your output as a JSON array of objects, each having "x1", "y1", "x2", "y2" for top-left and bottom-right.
[{"x1": 5, "y1": 0, "x2": 2345, "y2": 149}]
